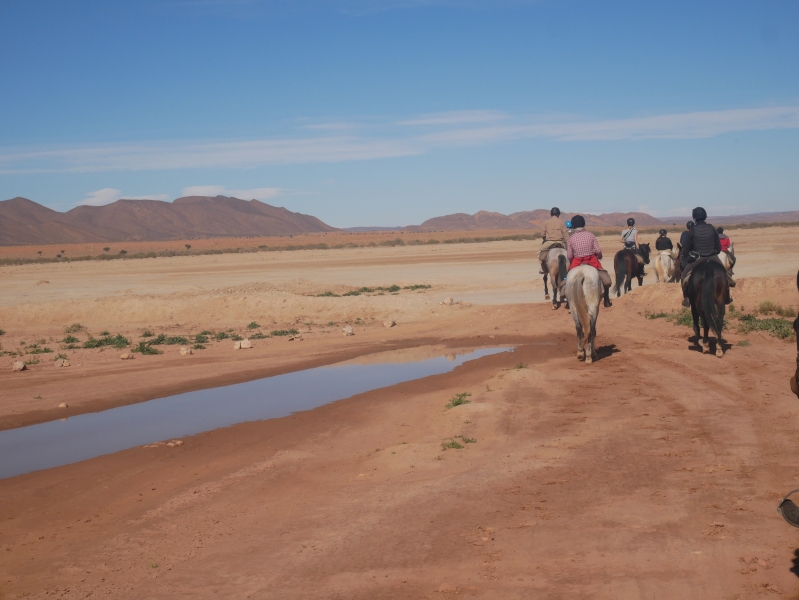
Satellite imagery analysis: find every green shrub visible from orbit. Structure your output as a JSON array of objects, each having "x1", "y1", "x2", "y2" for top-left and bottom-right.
[
  {"x1": 247, "y1": 321, "x2": 260, "y2": 329},
  {"x1": 62, "y1": 335, "x2": 80, "y2": 344},
  {"x1": 54, "y1": 353, "x2": 68, "y2": 360},
  {"x1": 141, "y1": 329, "x2": 154, "y2": 337},
  {"x1": 199, "y1": 330, "x2": 212, "y2": 336},
  {"x1": 445, "y1": 392, "x2": 472, "y2": 409},
  {"x1": 194, "y1": 334, "x2": 209, "y2": 344},
  {"x1": 0, "y1": 329, "x2": 5, "y2": 336},
  {"x1": 214, "y1": 332, "x2": 229, "y2": 341},
  {"x1": 403, "y1": 284, "x2": 431, "y2": 290},
  {"x1": 736, "y1": 315, "x2": 795, "y2": 340},
  {"x1": 192, "y1": 344, "x2": 205, "y2": 350},
  {"x1": 231, "y1": 335, "x2": 244, "y2": 341},
  {"x1": 441, "y1": 439, "x2": 464, "y2": 450},
  {"x1": 271, "y1": 329, "x2": 300, "y2": 337},
  {"x1": 249, "y1": 332, "x2": 267, "y2": 339},
  {"x1": 64, "y1": 323, "x2": 84, "y2": 333},
  {"x1": 163, "y1": 336, "x2": 188, "y2": 345},
  {"x1": 316, "y1": 291, "x2": 340, "y2": 297},
  {"x1": 736, "y1": 339, "x2": 751, "y2": 347},
  {"x1": 99, "y1": 330, "x2": 110, "y2": 336},
  {"x1": 83, "y1": 333, "x2": 130, "y2": 349},
  {"x1": 133, "y1": 341, "x2": 162, "y2": 355},
  {"x1": 28, "y1": 346, "x2": 53, "y2": 355},
  {"x1": 645, "y1": 311, "x2": 669, "y2": 319}
]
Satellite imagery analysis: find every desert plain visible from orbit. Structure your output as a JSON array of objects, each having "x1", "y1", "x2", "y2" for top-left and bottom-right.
[{"x1": 1, "y1": 225, "x2": 799, "y2": 599}]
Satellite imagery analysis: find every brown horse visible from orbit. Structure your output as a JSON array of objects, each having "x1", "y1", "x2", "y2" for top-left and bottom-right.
[
  {"x1": 612, "y1": 243, "x2": 651, "y2": 297},
  {"x1": 791, "y1": 270, "x2": 799, "y2": 398},
  {"x1": 542, "y1": 247, "x2": 569, "y2": 309},
  {"x1": 686, "y1": 259, "x2": 728, "y2": 357}
]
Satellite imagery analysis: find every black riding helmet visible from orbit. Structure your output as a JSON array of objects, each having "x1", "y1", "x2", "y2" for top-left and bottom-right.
[
  {"x1": 571, "y1": 214, "x2": 586, "y2": 228},
  {"x1": 717, "y1": 226, "x2": 724, "y2": 234},
  {"x1": 627, "y1": 217, "x2": 635, "y2": 226},
  {"x1": 692, "y1": 206, "x2": 708, "y2": 222},
  {"x1": 659, "y1": 229, "x2": 667, "y2": 236},
  {"x1": 551, "y1": 207, "x2": 560, "y2": 217},
  {"x1": 686, "y1": 221, "x2": 694, "y2": 230}
]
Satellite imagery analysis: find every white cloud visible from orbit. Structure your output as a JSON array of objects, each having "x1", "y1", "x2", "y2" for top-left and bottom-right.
[
  {"x1": 5, "y1": 106, "x2": 799, "y2": 175},
  {"x1": 79, "y1": 188, "x2": 169, "y2": 206},
  {"x1": 81, "y1": 188, "x2": 122, "y2": 206},
  {"x1": 181, "y1": 185, "x2": 282, "y2": 200},
  {"x1": 398, "y1": 109, "x2": 508, "y2": 126}
]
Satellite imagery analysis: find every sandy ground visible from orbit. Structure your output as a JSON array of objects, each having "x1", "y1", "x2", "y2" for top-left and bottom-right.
[{"x1": 1, "y1": 228, "x2": 799, "y2": 599}]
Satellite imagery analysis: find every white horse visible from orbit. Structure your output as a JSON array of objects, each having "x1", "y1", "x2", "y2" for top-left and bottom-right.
[
  {"x1": 542, "y1": 247, "x2": 569, "y2": 309},
  {"x1": 719, "y1": 244, "x2": 735, "y2": 272},
  {"x1": 564, "y1": 265, "x2": 603, "y2": 364},
  {"x1": 653, "y1": 250, "x2": 678, "y2": 283}
]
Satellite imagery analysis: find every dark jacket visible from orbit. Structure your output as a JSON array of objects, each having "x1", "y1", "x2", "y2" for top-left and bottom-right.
[
  {"x1": 655, "y1": 236, "x2": 673, "y2": 251},
  {"x1": 682, "y1": 221, "x2": 721, "y2": 260},
  {"x1": 679, "y1": 230, "x2": 692, "y2": 248}
]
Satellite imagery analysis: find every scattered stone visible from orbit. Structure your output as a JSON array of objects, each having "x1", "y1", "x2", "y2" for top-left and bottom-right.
[
  {"x1": 441, "y1": 297, "x2": 455, "y2": 306},
  {"x1": 120, "y1": 352, "x2": 134, "y2": 360},
  {"x1": 58, "y1": 402, "x2": 68, "y2": 408},
  {"x1": 234, "y1": 339, "x2": 252, "y2": 349},
  {"x1": 166, "y1": 440, "x2": 184, "y2": 447},
  {"x1": 342, "y1": 326, "x2": 354, "y2": 336},
  {"x1": 179, "y1": 347, "x2": 192, "y2": 356},
  {"x1": 11, "y1": 361, "x2": 26, "y2": 372},
  {"x1": 54, "y1": 359, "x2": 70, "y2": 367},
  {"x1": 383, "y1": 319, "x2": 396, "y2": 328}
]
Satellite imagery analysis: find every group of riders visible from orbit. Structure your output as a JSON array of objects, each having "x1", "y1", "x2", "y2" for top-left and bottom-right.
[{"x1": 538, "y1": 206, "x2": 737, "y2": 306}]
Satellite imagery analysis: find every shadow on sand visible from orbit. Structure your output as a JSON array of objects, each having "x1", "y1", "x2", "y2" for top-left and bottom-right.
[{"x1": 594, "y1": 344, "x2": 619, "y2": 362}]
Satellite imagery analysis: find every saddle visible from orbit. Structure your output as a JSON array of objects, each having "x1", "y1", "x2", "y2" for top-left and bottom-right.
[{"x1": 538, "y1": 242, "x2": 565, "y2": 262}]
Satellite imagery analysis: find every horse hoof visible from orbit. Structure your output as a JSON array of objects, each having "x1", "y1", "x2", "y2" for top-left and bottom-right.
[
  {"x1": 585, "y1": 356, "x2": 593, "y2": 365},
  {"x1": 577, "y1": 352, "x2": 585, "y2": 361},
  {"x1": 716, "y1": 347, "x2": 724, "y2": 358},
  {"x1": 552, "y1": 304, "x2": 558, "y2": 310},
  {"x1": 544, "y1": 295, "x2": 550, "y2": 300}
]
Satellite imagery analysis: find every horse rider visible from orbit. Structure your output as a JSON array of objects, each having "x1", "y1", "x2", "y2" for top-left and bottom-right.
[
  {"x1": 680, "y1": 207, "x2": 735, "y2": 307},
  {"x1": 717, "y1": 226, "x2": 736, "y2": 274},
  {"x1": 567, "y1": 215, "x2": 613, "y2": 301},
  {"x1": 620, "y1": 217, "x2": 645, "y2": 273},
  {"x1": 679, "y1": 221, "x2": 694, "y2": 249},
  {"x1": 655, "y1": 228, "x2": 678, "y2": 260},
  {"x1": 539, "y1": 207, "x2": 569, "y2": 274}
]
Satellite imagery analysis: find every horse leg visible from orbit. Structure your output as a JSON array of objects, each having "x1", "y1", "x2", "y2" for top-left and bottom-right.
[
  {"x1": 702, "y1": 317, "x2": 710, "y2": 354},
  {"x1": 543, "y1": 273, "x2": 549, "y2": 301},
  {"x1": 552, "y1": 280, "x2": 559, "y2": 310},
  {"x1": 585, "y1": 320, "x2": 597, "y2": 365},
  {"x1": 603, "y1": 285, "x2": 612, "y2": 308},
  {"x1": 575, "y1": 322, "x2": 585, "y2": 361},
  {"x1": 716, "y1": 298, "x2": 725, "y2": 358},
  {"x1": 690, "y1": 300, "x2": 701, "y2": 344}
]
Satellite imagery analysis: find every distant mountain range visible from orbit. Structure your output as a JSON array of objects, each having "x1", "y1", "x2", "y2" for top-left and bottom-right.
[
  {"x1": 0, "y1": 196, "x2": 335, "y2": 245},
  {"x1": 1, "y1": 196, "x2": 797, "y2": 245}
]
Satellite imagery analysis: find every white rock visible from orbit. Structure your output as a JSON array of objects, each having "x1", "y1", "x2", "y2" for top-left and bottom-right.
[
  {"x1": 440, "y1": 297, "x2": 455, "y2": 306},
  {"x1": 179, "y1": 347, "x2": 192, "y2": 356},
  {"x1": 234, "y1": 339, "x2": 252, "y2": 349},
  {"x1": 58, "y1": 402, "x2": 68, "y2": 408},
  {"x1": 54, "y1": 359, "x2": 70, "y2": 367},
  {"x1": 383, "y1": 319, "x2": 396, "y2": 328},
  {"x1": 342, "y1": 326, "x2": 354, "y2": 336},
  {"x1": 120, "y1": 352, "x2": 134, "y2": 360},
  {"x1": 11, "y1": 361, "x2": 26, "y2": 372}
]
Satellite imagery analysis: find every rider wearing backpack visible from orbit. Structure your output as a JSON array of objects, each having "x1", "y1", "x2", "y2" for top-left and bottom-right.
[{"x1": 717, "y1": 227, "x2": 736, "y2": 274}]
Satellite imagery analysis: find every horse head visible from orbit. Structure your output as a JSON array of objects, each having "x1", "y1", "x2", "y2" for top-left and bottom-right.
[{"x1": 639, "y1": 243, "x2": 651, "y2": 264}]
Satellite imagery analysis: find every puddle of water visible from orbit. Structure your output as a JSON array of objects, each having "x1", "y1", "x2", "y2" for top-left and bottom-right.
[{"x1": 0, "y1": 346, "x2": 511, "y2": 479}]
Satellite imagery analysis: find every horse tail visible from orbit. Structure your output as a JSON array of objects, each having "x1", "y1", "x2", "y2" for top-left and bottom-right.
[
  {"x1": 571, "y1": 271, "x2": 592, "y2": 347},
  {"x1": 613, "y1": 253, "x2": 625, "y2": 295},
  {"x1": 702, "y1": 264, "x2": 723, "y2": 338},
  {"x1": 558, "y1": 254, "x2": 569, "y2": 288}
]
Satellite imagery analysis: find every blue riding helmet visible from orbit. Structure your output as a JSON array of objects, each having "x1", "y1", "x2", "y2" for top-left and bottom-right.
[{"x1": 565, "y1": 220, "x2": 573, "y2": 229}]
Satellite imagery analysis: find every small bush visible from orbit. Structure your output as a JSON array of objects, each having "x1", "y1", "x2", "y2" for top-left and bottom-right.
[
  {"x1": 645, "y1": 311, "x2": 669, "y2": 319},
  {"x1": 342, "y1": 290, "x2": 361, "y2": 297},
  {"x1": 163, "y1": 336, "x2": 188, "y2": 345},
  {"x1": 133, "y1": 341, "x2": 162, "y2": 355},
  {"x1": 83, "y1": 333, "x2": 130, "y2": 349},
  {"x1": 141, "y1": 330, "x2": 154, "y2": 338},
  {"x1": 513, "y1": 362, "x2": 527, "y2": 370},
  {"x1": 404, "y1": 284, "x2": 431, "y2": 291},
  {"x1": 249, "y1": 332, "x2": 267, "y2": 339},
  {"x1": 441, "y1": 439, "x2": 464, "y2": 450},
  {"x1": 316, "y1": 291, "x2": 340, "y2": 297},
  {"x1": 736, "y1": 339, "x2": 751, "y2": 347},
  {"x1": 199, "y1": 330, "x2": 212, "y2": 336},
  {"x1": 214, "y1": 332, "x2": 230, "y2": 341},
  {"x1": 62, "y1": 335, "x2": 79, "y2": 344},
  {"x1": 459, "y1": 436, "x2": 477, "y2": 444},
  {"x1": 99, "y1": 330, "x2": 110, "y2": 336},
  {"x1": 194, "y1": 334, "x2": 209, "y2": 344},
  {"x1": 736, "y1": 315, "x2": 795, "y2": 340},
  {"x1": 445, "y1": 392, "x2": 472, "y2": 409},
  {"x1": 757, "y1": 301, "x2": 796, "y2": 318},
  {"x1": 28, "y1": 346, "x2": 53, "y2": 355},
  {"x1": 54, "y1": 353, "x2": 68, "y2": 360},
  {"x1": 65, "y1": 323, "x2": 85, "y2": 333},
  {"x1": 271, "y1": 329, "x2": 300, "y2": 337},
  {"x1": 0, "y1": 329, "x2": 5, "y2": 336},
  {"x1": 192, "y1": 344, "x2": 206, "y2": 350},
  {"x1": 665, "y1": 308, "x2": 694, "y2": 327},
  {"x1": 247, "y1": 321, "x2": 260, "y2": 329},
  {"x1": 231, "y1": 335, "x2": 244, "y2": 341},
  {"x1": 25, "y1": 357, "x2": 40, "y2": 366}
]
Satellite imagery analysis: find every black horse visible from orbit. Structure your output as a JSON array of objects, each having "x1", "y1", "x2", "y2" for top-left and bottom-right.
[
  {"x1": 686, "y1": 259, "x2": 728, "y2": 358},
  {"x1": 612, "y1": 243, "x2": 651, "y2": 297},
  {"x1": 791, "y1": 270, "x2": 799, "y2": 397}
]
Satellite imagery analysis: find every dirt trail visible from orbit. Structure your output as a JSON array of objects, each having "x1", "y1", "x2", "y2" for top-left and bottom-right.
[{"x1": 1, "y1": 236, "x2": 798, "y2": 599}]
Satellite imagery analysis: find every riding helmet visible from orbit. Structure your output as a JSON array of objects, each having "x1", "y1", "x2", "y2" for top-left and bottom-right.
[
  {"x1": 565, "y1": 220, "x2": 573, "y2": 229},
  {"x1": 716, "y1": 226, "x2": 724, "y2": 234},
  {"x1": 686, "y1": 221, "x2": 694, "y2": 230},
  {"x1": 627, "y1": 217, "x2": 635, "y2": 226},
  {"x1": 571, "y1": 215, "x2": 586, "y2": 228},
  {"x1": 550, "y1": 207, "x2": 561, "y2": 217},
  {"x1": 692, "y1": 206, "x2": 708, "y2": 222},
  {"x1": 659, "y1": 229, "x2": 667, "y2": 236}
]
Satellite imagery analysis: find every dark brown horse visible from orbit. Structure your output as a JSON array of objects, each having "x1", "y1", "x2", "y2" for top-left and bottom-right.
[
  {"x1": 791, "y1": 270, "x2": 799, "y2": 398},
  {"x1": 686, "y1": 259, "x2": 728, "y2": 357},
  {"x1": 612, "y1": 243, "x2": 651, "y2": 297}
]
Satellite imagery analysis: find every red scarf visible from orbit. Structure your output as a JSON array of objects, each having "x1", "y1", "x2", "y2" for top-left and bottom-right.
[{"x1": 570, "y1": 255, "x2": 603, "y2": 270}]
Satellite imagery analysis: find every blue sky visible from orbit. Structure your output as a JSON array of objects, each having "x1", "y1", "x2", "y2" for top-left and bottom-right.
[{"x1": 0, "y1": 0, "x2": 797, "y2": 226}]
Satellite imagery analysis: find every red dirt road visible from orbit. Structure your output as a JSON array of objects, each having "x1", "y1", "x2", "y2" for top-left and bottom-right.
[{"x1": 2, "y1": 296, "x2": 799, "y2": 599}]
